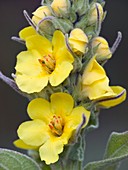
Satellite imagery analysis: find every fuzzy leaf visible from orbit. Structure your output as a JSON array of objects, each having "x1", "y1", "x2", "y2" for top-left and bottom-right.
[
  {"x1": 0, "y1": 148, "x2": 41, "y2": 170},
  {"x1": 84, "y1": 131, "x2": 128, "y2": 170}
]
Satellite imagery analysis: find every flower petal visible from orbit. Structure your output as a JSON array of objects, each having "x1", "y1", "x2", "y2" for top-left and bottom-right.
[
  {"x1": 51, "y1": 0, "x2": 68, "y2": 15},
  {"x1": 50, "y1": 92, "x2": 74, "y2": 116},
  {"x1": 82, "y1": 77, "x2": 115, "y2": 100},
  {"x1": 49, "y1": 61, "x2": 73, "y2": 86},
  {"x1": 98, "y1": 86, "x2": 126, "y2": 108},
  {"x1": 67, "y1": 106, "x2": 90, "y2": 129},
  {"x1": 82, "y1": 57, "x2": 106, "y2": 85},
  {"x1": 27, "y1": 98, "x2": 52, "y2": 123},
  {"x1": 32, "y1": 6, "x2": 51, "y2": 19},
  {"x1": 15, "y1": 50, "x2": 44, "y2": 76},
  {"x1": 69, "y1": 28, "x2": 88, "y2": 42},
  {"x1": 19, "y1": 26, "x2": 37, "y2": 40},
  {"x1": 69, "y1": 39, "x2": 86, "y2": 53},
  {"x1": 52, "y1": 30, "x2": 74, "y2": 63},
  {"x1": 15, "y1": 73, "x2": 48, "y2": 93},
  {"x1": 39, "y1": 138, "x2": 64, "y2": 164},
  {"x1": 17, "y1": 120, "x2": 49, "y2": 146},
  {"x1": 26, "y1": 34, "x2": 52, "y2": 55},
  {"x1": 14, "y1": 139, "x2": 38, "y2": 150},
  {"x1": 61, "y1": 125, "x2": 75, "y2": 144},
  {"x1": 15, "y1": 50, "x2": 49, "y2": 93}
]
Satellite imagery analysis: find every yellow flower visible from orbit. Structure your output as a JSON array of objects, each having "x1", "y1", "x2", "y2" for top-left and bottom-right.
[
  {"x1": 69, "y1": 28, "x2": 88, "y2": 54},
  {"x1": 51, "y1": 0, "x2": 69, "y2": 16},
  {"x1": 82, "y1": 56, "x2": 126, "y2": 108},
  {"x1": 15, "y1": 27, "x2": 74, "y2": 93},
  {"x1": 88, "y1": 3, "x2": 103, "y2": 25},
  {"x1": 92, "y1": 36, "x2": 112, "y2": 61},
  {"x1": 14, "y1": 93, "x2": 90, "y2": 164},
  {"x1": 32, "y1": 6, "x2": 51, "y2": 25}
]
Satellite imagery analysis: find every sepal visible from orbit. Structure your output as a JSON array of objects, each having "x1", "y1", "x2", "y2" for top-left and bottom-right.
[{"x1": 72, "y1": 0, "x2": 89, "y2": 16}]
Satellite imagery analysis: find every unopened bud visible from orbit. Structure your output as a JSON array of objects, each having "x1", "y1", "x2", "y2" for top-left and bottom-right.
[
  {"x1": 91, "y1": 36, "x2": 112, "y2": 61},
  {"x1": 69, "y1": 28, "x2": 88, "y2": 55},
  {"x1": 32, "y1": 6, "x2": 55, "y2": 35},
  {"x1": 51, "y1": 0, "x2": 69, "y2": 16},
  {"x1": 88, "y1": 3, "x2": 103, "y2": 25},
  {"x1": 32, "y1": 6, "x2": 51, "y2": 25}
]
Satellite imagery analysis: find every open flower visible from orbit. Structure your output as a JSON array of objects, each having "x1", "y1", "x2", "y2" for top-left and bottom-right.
[
  {"x1": 14, "y1": 92, "x2": 90, "y2": 164},
  {"x1": 82, "y1": 56, "x2": 126, "y2": 108},
  {"x1": 91, "y1": 36, "x2": 112, "y2": 61},
  {"x1": 69, "y1": 28, "x2": 88, "y2": 55},
  {"x1": 15, "y1": 27, "x2": 74, "y2": 93}
]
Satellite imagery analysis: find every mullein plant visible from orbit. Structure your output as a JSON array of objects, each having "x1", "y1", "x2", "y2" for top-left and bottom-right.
[{"x1": 0, "y1": 0, "x2": 128, "y2": 170}]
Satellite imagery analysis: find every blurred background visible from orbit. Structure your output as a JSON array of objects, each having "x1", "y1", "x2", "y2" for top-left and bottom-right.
[{"x1": 0, "y1": 0, "x2": 128, "y2": 169}]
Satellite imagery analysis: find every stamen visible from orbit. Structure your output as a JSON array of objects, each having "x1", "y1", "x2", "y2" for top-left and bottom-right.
[
  {"x1": 38, "y1": 54, "x2": 55, "y2": 74},
  {"x1": 49, "y1": 115, "x2": 64, "y2": 136},
  {"x1": 43, "y1": 55, "x2": 55, "y2": 70},
  {"x1": 38, "y1": 59, "x2": 52, "y2": 74}
]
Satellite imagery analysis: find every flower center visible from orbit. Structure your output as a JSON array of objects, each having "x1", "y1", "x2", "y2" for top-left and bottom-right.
[
  {"x1": 38, "y1": 54, "x2": 55, "y2": 74},
  {"x1": 49, "y1": 115, "x2": 64, "y2": 136}
]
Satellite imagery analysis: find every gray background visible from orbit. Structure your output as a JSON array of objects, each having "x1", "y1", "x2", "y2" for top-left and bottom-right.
[{"x1": 0, "y1": 0, "x2": 128, "y2": 169}]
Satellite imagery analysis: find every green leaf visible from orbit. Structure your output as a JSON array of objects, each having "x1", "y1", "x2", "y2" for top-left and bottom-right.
[
  {"x1": 84, "y1": 131, "x2": 128, "y2": 170},
  {"x1": 0, "y1": 148, "x2": 41, "y2": 170},
  {"x1": 104, "y1": 131, "x2": 128, "y2": 158}
]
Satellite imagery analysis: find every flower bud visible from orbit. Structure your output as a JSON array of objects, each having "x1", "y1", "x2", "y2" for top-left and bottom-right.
[
  {"x1": 32, "y1": 6, "x2": 55, "y2": 35},
  {"x1": 32, "y1": 6, "x2": 51, "y2": 25},
  {"x1": 69, "y1": 28, "x2": 88, "y2": 54},
  {"x1": 88, "y1": 3, "x2": 103, "y2": 25},
  {"x1": 51, "y1": 0, "x2": 69, "y2": 16},
  {"x1": 91, "y1": 36, "x2": 112, "y2": 61}
]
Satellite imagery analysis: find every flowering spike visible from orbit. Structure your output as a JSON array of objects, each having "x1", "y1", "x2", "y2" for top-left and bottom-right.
[
  {"x1": 111, "y1": 31, "x2": 122, "y2": 54},
  {"x1": 23, "y1": 10, "x2": 36, "y2": 29},
  {"x1": 11, "y1": 36, "x2": 25, "y2": 45}
]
